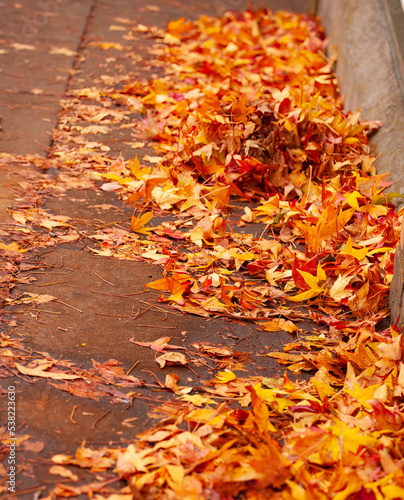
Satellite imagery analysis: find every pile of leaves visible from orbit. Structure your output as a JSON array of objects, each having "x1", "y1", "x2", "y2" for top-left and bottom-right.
[
  {"x1": 50, "y1": 8, "x2": 401, "y2": 324},
  {"x1": 2, "y1": 7, "x2": 404, "y2": 500}
]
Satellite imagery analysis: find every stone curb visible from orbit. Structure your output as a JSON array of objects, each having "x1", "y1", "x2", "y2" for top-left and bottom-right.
[
  {"x1": 317, "y1": 0, "x2": 404, "y2": 326},
  {"x1": 318, "y1": 0, "x2": 404, "y2": 193}
]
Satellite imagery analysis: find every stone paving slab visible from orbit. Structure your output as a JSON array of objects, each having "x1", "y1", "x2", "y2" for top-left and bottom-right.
[
  {"x1": 0, "y1": 0, "x2": 93, "y2": 157},
  {"x1": 0, "y1": 40, "x2": 78, "y2": 93},
  {"x1": 0, "y1": 0, "x2": 92, "y2": 44},
  {"x1": 0, "y1": 92, "x2": 63, "y2": 154},
  {"x1": 14, "y1": 232, "x2": 292, "y2": 375}
]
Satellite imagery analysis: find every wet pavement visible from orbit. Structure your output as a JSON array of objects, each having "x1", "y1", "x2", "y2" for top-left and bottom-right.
[{"x1": 0, "y1": 0, "x2": 313, "y2": 497}]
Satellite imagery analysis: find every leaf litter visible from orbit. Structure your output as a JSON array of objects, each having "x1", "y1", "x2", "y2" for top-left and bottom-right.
[{"x1": 1, "y1": 6, "x2": 404, "y2": 500}]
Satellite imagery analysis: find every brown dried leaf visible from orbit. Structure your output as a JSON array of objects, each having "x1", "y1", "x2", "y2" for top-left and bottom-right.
[{"x1": 156, "y1": 352, "x2": 189, "y2": 368}]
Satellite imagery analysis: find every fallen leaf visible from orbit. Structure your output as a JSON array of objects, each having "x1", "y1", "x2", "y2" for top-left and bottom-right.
[
  {"x1": 11, "y1": 43, "x2": 35, "y2": 50},
  {"x1": 49, "y1": 47, "x2": 76, "y2": 56},
  {"x1": 90, "y1": 42, "x2": 125, "y2": 50},
  {"x1": 100, "y1": 182, "x2": 120, "y2": 191},
  {"x1": 129, "y1": 336, "x2": 185, "y2": 351},
  {"x1": 155, "y1": 352, "x2": 188, "y2": 368},
  {"x1": 258, "y1": 319, "x2": 297, "y2": 333},
  {"x1": 130, "y1": 211, "x2": 153, "y2": 234},
  {"x1": 215, "y1": 370, "x2": 236, "y2": 383},
  {"x1": 49, "y1": 465, "x2": 79, "y2": 482},
  {"x1": 24, "y1": 440, "x2": 45, "y2": 453},
  {"x1": 15, "y1": 361, "x2": 80, "y2": 380}
]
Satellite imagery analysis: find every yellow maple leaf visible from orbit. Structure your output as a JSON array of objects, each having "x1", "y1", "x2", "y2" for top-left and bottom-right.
[
  {"x1": 380, "y1": 485, "x2": 404, "y2": 500},
  {"x1": 167, "y1": 279, "x2": 191, "y2": 306},
  {"x1": 0, "y1": 242, "x2": 26, "y2": 253},
  {"x1": 299, "y1": 262, "x2": 326, "y2": 288},
  {"x1": 288, "y1": 288, "x2": 323, "y2": 302},
  {"x1": 254, "y1": 195, "x2": 281, "y2": 217},
  {"x1": 343, "y1": 190, "x2": 363, "y2": 209},
  {"x1": 289, "y1": 263, "x2": 326, "y2": 302},
  {"x1": 341, "y1": 235, "x2": 369, "y2": 260},
  {"x1": 152, "y1": 186, "x2": 184, "y2": 209},
  {"x1": 330, "y1": 419, "x2": 379, "y2": 454},
  {"x1": 344, "y1": 381, "x2": 382, "y2": 409},
  {"x1": 146, "y1": 277, "x2": 169, "y2": 291},
  {"x1": 253, "y1": 383, "x2": 295, "y2": 413},
  {"x1": 215, "y1": 370, "x2": 236, "y2": 383},
  {"x1": 259, "y1": 318, "x2": 297, "y2": 333},
  {"x1": 180, "y1": 394, "x2": 218, "y2": 406},
  {"x1": 165, "y1": 464, "x2": 184, "y2": 485},
  {"x1": 295, "y1": 206, "x2": 354, "y2": 252},
  {"x1": 311, "y1": 378, "x2": 336, "y2": 401},
  {"x1": 130, "y1": 211, "x2": 153, "y2": 234},
  {"x1": 129, "y1": 155, "x2": 152, "y2": 179},
  {"x1": 185, "y1": 408, "x2": 225, "y2": 427}
]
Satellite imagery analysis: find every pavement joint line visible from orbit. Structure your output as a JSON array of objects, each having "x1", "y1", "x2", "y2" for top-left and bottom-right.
[
  {"x1": 65, "y1": 0, "x2": 98, "y2": 95},
  {"x1": 0, "y1": 89, "x2": 67, "y2": 97}
]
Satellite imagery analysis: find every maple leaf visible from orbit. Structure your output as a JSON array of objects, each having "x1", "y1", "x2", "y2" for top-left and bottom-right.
[
  {"x1": 166, "y1": 17, "x2": 193, "y2": 39},
  {"x1": 49, "y1": 465, "x2": 79, "y2": 482},
  {"x1": 311, "y1": 378, "x2": 336, "y2": 400},
  {"x1": 344, "y1": 381, "x2": 383, "y2": 409},
  {"x1": 380, "y1": 485, "x2": 404, "y2": 500},
  {"x1": 295, "y1": 206, "x2": 354, "y2": 253},
  {"x1": 180, "y1": 394, "x2": 218, "y2": 406},
  {"x1": 90, "y1": 41, "x2": 124, "y2": 50},
  {"x1": 128, "y1": 155, "x2": 152, "y2": 179},
  {"x1": 231, "y1": 95, "x2": 256, "y2": 123},
  {"x1": 341, "y1": 235, "x2": 369, "y2": 260},
  {"x1": 146, "y1": 277, "x2": 170, "y2": 291},
  {"x1": 129, "y1": 336, "x2": 185, "y2": 352},
  {"x1": 0, "y1": 242, "x2": 26, "y2": 253},
  {"x1": 156, "y1": 352, "x2": 189, "y2": 368},
  {"x1": 130, "y1": 211, "x2": 153, "y2": 234},
  {"x1": 163, "y1": 275, "x2": 193, "y2": 305},
  {"x1": 289, "y1": 263, "x2": 326, "y2": 302},
  {"x1": 249, "y1": 392, "x2": 277, "y2": 432},
  {"x1": 6, "y1": 293, "x2": 56, "y2": 306},
  {"x1": 258, "y1": 318, "x2": 297, "y2": 333},
  {"x1": 253, "y1": 383, "x2": 295, "y2": 414},
  {"x1": 152, "y1": 186, "x2": 184, "y2": 209},
  {"x1": 14, "y1": 361, "x2": 80, "y2": 381},
  {"x1": 215, "y1": 370, "x2": 236, "y2": 383},
  {"x1": 328, "y1": 274, "x2": 353, "y2": 302}
]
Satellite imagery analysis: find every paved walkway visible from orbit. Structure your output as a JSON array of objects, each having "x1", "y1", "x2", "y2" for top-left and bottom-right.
[
  {"x1": 0, "y1": 0, "x2": 313, "y2": 496},
  {"x1": 0, "y1": 0, "x2": 93, "y2": 222}
]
